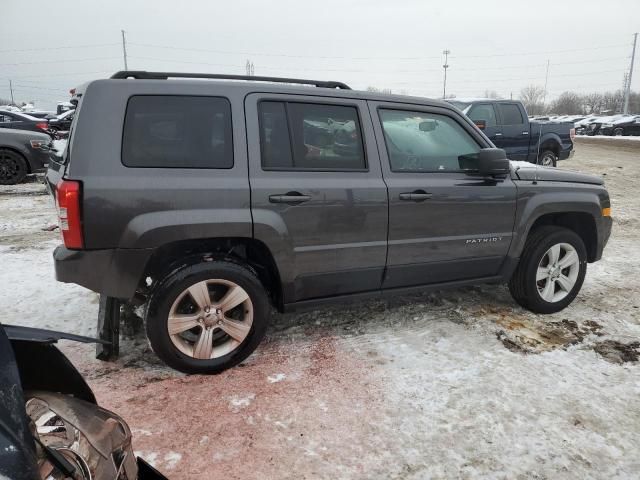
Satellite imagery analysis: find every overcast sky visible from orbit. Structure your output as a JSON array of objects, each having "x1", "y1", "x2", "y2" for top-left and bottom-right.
[{"x1": 1, "y1": 0, "x2": 639, "y2": 109}]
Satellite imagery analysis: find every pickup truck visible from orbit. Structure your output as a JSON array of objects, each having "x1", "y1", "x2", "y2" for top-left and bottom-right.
[{"x1": 447, "y1": 99, "x2": 575, "y2": 167}]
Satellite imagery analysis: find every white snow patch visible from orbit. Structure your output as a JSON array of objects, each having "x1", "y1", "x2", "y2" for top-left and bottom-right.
[
  {"x1": 267, "y1": 373, "x2": 286, "y2": 383},
  {"x1": 163, "y1": 451, "x2": 182, "y2": 469},
  {"x1": 228, "y1": 393, "x2": 256, "y2": 412}
]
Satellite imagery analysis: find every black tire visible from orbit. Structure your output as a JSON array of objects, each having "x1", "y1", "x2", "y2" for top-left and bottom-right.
[
  {"x1": 0, "y1": 149, "x2": 28, "y2": 185},
  {"x1": 537, "y1": 149, "x2": 557, "y2": 167},
  {"x1": 508, "y1": 226, "x2": 587, "y2": 314},
  {"x1": 613, "y1": 127, "x2": 624, "y2": 137},
  {"x1": 146, "y1": 260, "x2": 270, "y2": 374}
]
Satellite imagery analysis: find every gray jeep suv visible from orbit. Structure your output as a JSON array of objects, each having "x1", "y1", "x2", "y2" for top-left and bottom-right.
[{"x1": 47, "y1": 71, "x2": 612, "y2": 373}]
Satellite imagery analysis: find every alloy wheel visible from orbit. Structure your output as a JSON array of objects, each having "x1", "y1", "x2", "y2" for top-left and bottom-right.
[
  {"x1": 536, "y1": 243, "x2": 580, "y2": 303},
  {"x1": 539, "y1": 153, "x2": 555, "y2": 167},
  {"x1": 0, "y1": 152, "x2": 21, "y2": 183},
  {"x1": 167, "y1": 279, "x2": 253, "y2": 359}
]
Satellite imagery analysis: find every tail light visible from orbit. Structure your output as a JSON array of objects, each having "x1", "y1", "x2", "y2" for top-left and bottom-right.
[
  {"x1": 35, "y1": 121, "x2": 49, "y2": 131},
  {"x1": 570, "y1": 128, "x2": 576, "y2": 140},
  {"x1": 56, "y1": 180, "x2": 83, "y2": 249}
]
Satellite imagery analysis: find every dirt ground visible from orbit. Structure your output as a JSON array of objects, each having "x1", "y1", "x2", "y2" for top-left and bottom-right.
[{"x1": 1, "y1": 141, "x2": 639, "y2": 479}]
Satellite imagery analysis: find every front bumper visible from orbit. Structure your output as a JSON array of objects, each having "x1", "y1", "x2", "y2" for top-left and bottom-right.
[
  {"x1": 594, "y1": 215, "x2": 613, "y2": 262},
  {"x1": 54, "y1": 245, "x2": 153, "y2": 299}
]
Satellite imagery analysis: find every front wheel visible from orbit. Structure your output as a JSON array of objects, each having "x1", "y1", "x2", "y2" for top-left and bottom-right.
[
  {"x1": 537, "y1": 150, "x2": 557, "y2": 167},
  {"x1": 614, "y1": 127, "x2": 624, "y2": 137},
  {"x1": 146, "y1": 260, "x2": 270, "y2": 374},
  {"x1": 509, "y1": 226, "x2": 587, "y2": 314}
]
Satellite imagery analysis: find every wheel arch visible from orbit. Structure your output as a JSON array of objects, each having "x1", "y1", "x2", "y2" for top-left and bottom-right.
[
  {"x1": 526, "y1": 212, "x2": 598, "y2": 262},
  {"x1": 140, "y1": 237, "x2": 284, "y2": 311}
]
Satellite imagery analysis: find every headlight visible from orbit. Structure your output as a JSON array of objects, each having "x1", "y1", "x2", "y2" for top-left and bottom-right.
[
  {"x1": 30, "y1": 140, "x2": 51, "y2": 150},
  {"x1": 26, "y1": 392, "x2": 139, "y2": 480}
]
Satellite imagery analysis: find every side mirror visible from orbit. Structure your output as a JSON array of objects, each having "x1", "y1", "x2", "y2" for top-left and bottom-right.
[
  {"x1": 419, "y1": 120, "x2": 437, "y2": 132},
  {"x1": 477, "y1": 148, "x2": 509, "y2": 176},
  {"x1": 474, "y1": 119, "x2": 487, "y2": 130}
]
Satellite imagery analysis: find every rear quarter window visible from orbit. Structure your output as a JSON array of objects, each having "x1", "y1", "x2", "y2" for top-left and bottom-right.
[{"x1": 122, "y1": 95, "x2": 233, "y2": 169}]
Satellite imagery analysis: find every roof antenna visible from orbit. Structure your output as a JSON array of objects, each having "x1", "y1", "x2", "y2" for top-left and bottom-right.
[{"x1": 533, "y1": 120, "x2": 542, "y2": 185}]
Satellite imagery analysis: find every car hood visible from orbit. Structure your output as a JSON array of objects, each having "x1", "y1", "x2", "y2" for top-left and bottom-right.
[{"x1": 510, "y1": 161, "x2": 604, "y2": 185}]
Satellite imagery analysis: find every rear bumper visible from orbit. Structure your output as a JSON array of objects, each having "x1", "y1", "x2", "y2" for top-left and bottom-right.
[
  {"x1": 27, "y1": 149, "x2": 51, "y2": 173},
  {"x1": 53, "y1": 245, "x2": 153, "y2": 299}
]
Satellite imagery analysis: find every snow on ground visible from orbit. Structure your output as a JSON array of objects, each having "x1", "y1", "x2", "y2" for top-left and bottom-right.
[{"x1": 0, "y1": 144, "x2": 639, "y2": 479}]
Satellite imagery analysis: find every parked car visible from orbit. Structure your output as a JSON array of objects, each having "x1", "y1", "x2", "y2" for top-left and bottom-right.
[
  {"x1": 21, "y1": 111, "x2": 56, "y2": 119},
  {"x1": 0, "y1": 324, "x2": 167, "y2": 480},
  {"x1": 0, "y1": 110, "x2": 51, "y2": 135},
  {"x1": 46, "y1": 108, "x2": 75, "y2": 132},
  {"x1": 46, "y1": 71, "x2": 612, "y2": 374},
  {"x1": 583, "y1": 114, "x2": 629, "y2": 136},
  {"x1": 599, "y1": 115, "x2": 640, "y2": 136},
  {"x1": 447, "y1": 99, "x2": 575, "y2": 167},
  {"x1": 0, "y1": 129, "x2": 52, "y2": 184}
]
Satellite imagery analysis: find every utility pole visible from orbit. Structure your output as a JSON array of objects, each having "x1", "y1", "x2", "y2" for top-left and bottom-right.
[
  {"x1": 442, "y1": 49, "x2": 450, "y2": 99},
  {"x1": 121, "y1": 30, "x2": 129, "y2": 70},
  {"x1": 9, "y1": 79, "x2": 15, "y2": 105},
  {"x1": 542, "y1": 59, "x2": 550, "y2": 107},
  {"x1": 623, "y1": 32, "x2": 637, "y2": 114}
]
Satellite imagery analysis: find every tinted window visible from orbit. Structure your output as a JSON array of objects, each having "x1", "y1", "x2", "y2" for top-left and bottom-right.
[
  {"x1": 467, "y1": 104, "x2": 497, "y2": 127},
  {"x1": 259, "y1": 101, "x2": 366, "y2": 170},
  {"x1": 379, "y1": 110, "x2": 480, "y2": 172},
  {"x1": 122, "y1": 95, "x2": 233, "y2": 168},
  {"x1": 497, "y1": 104, "x2": 524, "y2": 125}
]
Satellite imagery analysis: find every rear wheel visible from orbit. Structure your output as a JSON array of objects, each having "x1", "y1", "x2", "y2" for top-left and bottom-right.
[
  {"x1": 614, "y1": 127, "x2": 624, "y2": 136},
  {"x1": 509, "y1": 226, "x2": 587, "y2": 314},
  {"x1": 146, "y1": 260, "x2": 270, "y2": 374},
  {"x1": 0, "y1": 149, "x2": 28, "y2": 185},
  {"x1": 537, "y1": 150, "x2": 557, "y2": 167}
]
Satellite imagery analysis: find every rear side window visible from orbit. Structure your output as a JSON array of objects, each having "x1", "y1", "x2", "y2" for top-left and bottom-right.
[
  {"x1": 497, "y1": 104, "x2": 524, "y2": 125},
  {"x1": 258, "y1": 101, "x2": 366, "y2": 171},
  {"x1": 122, "y1": 95, "x2": 233, "y2": 168}
]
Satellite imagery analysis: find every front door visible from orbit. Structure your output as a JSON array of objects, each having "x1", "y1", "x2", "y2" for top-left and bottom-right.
[
  {"x1": 245, "y1": 94, "x2": 388, "y2": 303},
  {"x1": 368, "y1": 101, "x2": 517, "y2": 289},
  {"x1": 466, "y1": 103, "x2": 503, "y2": 146}
]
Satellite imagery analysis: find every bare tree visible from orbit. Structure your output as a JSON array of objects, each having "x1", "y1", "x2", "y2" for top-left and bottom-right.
[
  {"x1": 601, "y1": 90, "x2": 624, "y2": 113},
  {"x1": 482, "y1": 89, "x2": 501, "y2": 99},
  {"x1": 519, "y1": 85, "x2": 545, "y2": 115},
  {"x1": 549, "y1": 92, "x2": 583, "y2": 115},
  {"x1": 582, "y1": 92, "x2": 604, "y2": 114}
]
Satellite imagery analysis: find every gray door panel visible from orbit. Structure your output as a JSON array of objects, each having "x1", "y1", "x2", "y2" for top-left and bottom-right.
[
  {"x1": 245, "y1": 93, "x2": 388, "y2": 303},
  {"x1": 368, "y1": 101, "x2": 517, "y2": 289}
]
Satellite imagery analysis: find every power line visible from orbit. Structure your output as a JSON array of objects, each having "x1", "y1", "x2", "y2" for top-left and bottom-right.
[
  {"x1": 0, "y1": 43, "x2": 119, "y2": 54},
  {"x1": 0, "y1": 56, "x2": 121, "y2": 67},
  {"x1": 128, "y1": 41, "x2": 629, "y2": 62}
]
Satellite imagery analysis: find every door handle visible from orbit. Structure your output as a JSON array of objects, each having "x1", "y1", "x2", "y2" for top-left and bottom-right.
[
  {"x1": 269, "y1": 192, "x2": 311, "y2": 204},
  {"x1": 494, "y1": 133, "x2": 503, "y2": 137},
  {"x1": 522, "y1": 131, "x2": 529, "y2": 135},
  {"x1": 399, "y1": 190, "x2": 432, "y2": 202}
]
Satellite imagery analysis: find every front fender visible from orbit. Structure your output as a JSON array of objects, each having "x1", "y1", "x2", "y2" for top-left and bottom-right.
[{"x1": 509, "y1": 184, "x2": 602, "y2": 258}]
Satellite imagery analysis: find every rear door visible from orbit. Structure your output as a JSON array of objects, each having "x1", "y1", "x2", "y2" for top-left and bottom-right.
[
  {"x1": 245, "y1": 93, "x2": 388, "y2": 304},
  {"x1": 495, "y1": 102, "x2": 530, "y2": 160},
  {"x1": 368, "y1": 101, "x2": 517, "y2": 289}
]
